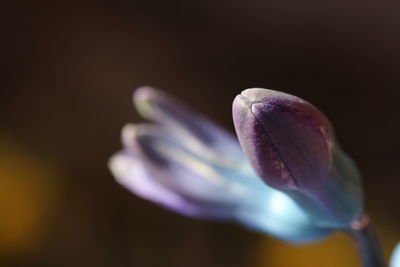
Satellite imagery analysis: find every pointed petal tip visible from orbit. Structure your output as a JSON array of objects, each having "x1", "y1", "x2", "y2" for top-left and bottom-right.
[
  {"x1": 233, "y1": 88, "x2": 302, "y2": 118},
  {"x1": 133, "y1": 86, "x2": 159, "y2": 100},
  {"x1": 133, "y1": 86, "x2": 165, "y2": 117},
  {"x1": 121, "y1": 123, "x2": 138, "y2": 148},
  {"x1": 238, "y1": 88, "x2": 302, "y2": 104},
  {"x1": 108, "y1": 153, "x2": 130, "y2": 184}
]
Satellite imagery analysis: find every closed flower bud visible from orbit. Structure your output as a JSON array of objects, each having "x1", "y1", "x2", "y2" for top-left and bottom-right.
[{"x1": 232, "y1": 88, "x2": 363, "y2": 228}]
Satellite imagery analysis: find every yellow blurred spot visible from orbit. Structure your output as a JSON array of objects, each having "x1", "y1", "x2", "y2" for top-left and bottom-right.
[
  {"x1": 0, "y1": 135, "x2": 60, "y2": 255},
  {"x1": 255, "y1": 232, "x2": 361, "y2": 267}
]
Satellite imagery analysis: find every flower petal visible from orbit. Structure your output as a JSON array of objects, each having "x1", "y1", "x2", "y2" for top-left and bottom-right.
[
  {"x1": 127, "y1": 123, "x2": 249, "y2": 204},
  {"x1": 123, "y1": 122, "x2": 257, "y2": 183},
  {"x1": 235, "y1": 189, "x2": 331, "y2": 243},
  {"x1": 130, "y1": 123, "x2": 330, "y2": 240},
  {"x1": 133, "y1": 86, "x2": 245, "y2": 167},
  {"x1": 113, "y1": 123, "x2": 330, "y2": 242},
  {"x1": 391, "y1": 242, "x2": 400, "y2": 267},
  {"x1": 109, "y1": 151, "x2": 235, "y2": 220}
]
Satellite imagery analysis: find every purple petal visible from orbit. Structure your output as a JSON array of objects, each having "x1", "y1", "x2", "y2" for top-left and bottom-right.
[
  {"x1": 109, "y1": 151, "x2": 236, "y2": 220},
  {"x1": 133, "y1": 86, "x2": 244, "y2": 167},
  {"x1": 233, "y1": 88, "x2": 333, "y2": 190},
  {"x1": 129, "y1": 124, "x2": 249, "y2": 202},
  {"x1": 114, "y1": 123, "x2": 251, "y2": 220}
]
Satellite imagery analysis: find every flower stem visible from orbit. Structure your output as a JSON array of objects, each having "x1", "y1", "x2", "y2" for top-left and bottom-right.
[{"x1": 348, "y1": 214, "x2": 386, "y2": 267}]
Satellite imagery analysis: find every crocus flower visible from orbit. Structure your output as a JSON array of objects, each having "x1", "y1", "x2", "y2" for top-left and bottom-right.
[
  {"x1": 232, "y1": 88, "x2": 363, "y2": 229},
  {"x1": 391, "y1": 242, "x2": 400, "y2": 267},
  {"x1": 109, "y1": 86, "x2": 330, "y2": 243}
]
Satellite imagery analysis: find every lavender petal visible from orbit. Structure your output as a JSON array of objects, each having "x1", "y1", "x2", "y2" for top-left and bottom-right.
[
  {"x1": 133, "y1": 86, "x2": 245, "y2": 167},
  {"x1": 109, "y1": 151, "x2": 235, "y2": 220}
]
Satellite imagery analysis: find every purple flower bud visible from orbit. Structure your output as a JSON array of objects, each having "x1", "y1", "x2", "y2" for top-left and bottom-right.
[{"x1": 233, "y1": 88, "x2": 363, "y2": 228}]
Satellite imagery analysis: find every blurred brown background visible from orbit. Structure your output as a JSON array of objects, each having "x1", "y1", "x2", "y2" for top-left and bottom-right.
[{"x1": 1, "y1": 0, "x2": 400, "y2": 266}]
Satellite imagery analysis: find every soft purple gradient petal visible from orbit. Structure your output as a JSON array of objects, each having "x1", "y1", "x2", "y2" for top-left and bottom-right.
[
  {"x1": 127, "y1": 124, "x2": 248, "y2": 204},
  {"x1": 109, "y1": 151, "x2": 235, "y2": 220},
  {"x1": 109, "y1": 148, "x2": 330, "y2": 242},
  {"x1": 133, "y1": 86, "x2": 245, "y2": 168}
]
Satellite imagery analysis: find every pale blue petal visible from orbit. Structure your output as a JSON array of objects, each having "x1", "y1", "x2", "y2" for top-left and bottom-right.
[
  {"x1": 227, "y1": 167, "x2": 331, "y2": 242},
  {"x1": 235, "y1": 188, "x2": 330, "y2": 243},
  {"x1": 391, "y1": 242, "x2": 400, "y2": 267}
]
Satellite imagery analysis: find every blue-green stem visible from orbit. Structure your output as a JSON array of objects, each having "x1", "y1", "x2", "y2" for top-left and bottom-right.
[{"x1": 348, "y1": 214, "x2": 386, "y2": 267}]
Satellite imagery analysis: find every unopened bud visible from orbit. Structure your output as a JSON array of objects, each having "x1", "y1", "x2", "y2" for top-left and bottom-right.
[{"x1": 232, "y1": 88, "x2": 363, "y2": 228}]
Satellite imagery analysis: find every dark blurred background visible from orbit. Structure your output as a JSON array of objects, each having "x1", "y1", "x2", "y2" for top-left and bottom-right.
[{"x1": 1, "y1": 0, "x2": 400, "y2": 266}]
